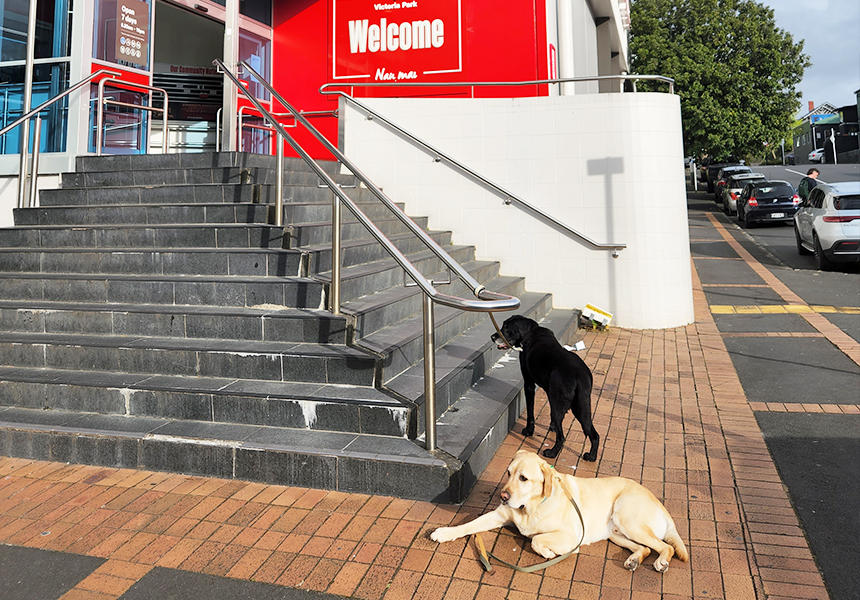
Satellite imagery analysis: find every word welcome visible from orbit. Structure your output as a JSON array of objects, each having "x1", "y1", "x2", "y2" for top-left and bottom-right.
[{"x1": 348, "y1": 18, "x2": 444, "y2": 53}]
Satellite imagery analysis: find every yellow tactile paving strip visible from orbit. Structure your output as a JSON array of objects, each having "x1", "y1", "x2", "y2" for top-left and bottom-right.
[{"x1": 706, "y1": 213, "x2": 860, "y2": 367}]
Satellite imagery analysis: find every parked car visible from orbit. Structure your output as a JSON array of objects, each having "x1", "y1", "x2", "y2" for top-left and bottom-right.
[
  {"x1": 714, "y1": 165, "x2": 752, "y2": 202},
  {"x1": 737, "y1": 181, "x2": 800, "y2": 227},
  {"x1": 808, "y1": 148, "x2": 825, "y2": 163},
  {"x1": 785, "y1": 152, "x2": 795, "y2": 165},
  {"x1": 794, "y1": 181, "x2": 860, "y2": 270},
  {"x1": 721, "y1": 172, "x2": 766, "y2": 214},
  {"x1": 704, "y1": 161, "x2": 737, "y2": 193}
]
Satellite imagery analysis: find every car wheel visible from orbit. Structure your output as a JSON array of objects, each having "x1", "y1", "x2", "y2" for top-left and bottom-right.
[
  {"x1": 794, "y1": 224, "x2": 812, "y2": 255},
  {"x1": 743, "y1": 211, "x2": 755, "y2": 228},
  {"x1": 813, "y1": 233, "x2": 833, "y2": 270}
]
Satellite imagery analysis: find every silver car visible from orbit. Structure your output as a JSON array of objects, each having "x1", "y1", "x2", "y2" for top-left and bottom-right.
[
  {"x1": 721, "y1": 172, "x2": 766, "y2": 214},
  {"x1": 794, "y1": 181, "x2": 860, "y2": 269}
]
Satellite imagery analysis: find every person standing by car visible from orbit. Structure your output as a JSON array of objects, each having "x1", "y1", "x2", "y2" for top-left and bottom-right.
[{"x1": 798, "y1": 168, "x2": 819, "y2": 202}]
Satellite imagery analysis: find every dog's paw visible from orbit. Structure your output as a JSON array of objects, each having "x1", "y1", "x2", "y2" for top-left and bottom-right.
[
  {"x1": 582, "y1": 451, "x2": 597, "y2": 462},
  {"x1": 653, "y1": 557, "x2": 670, "y2": 572},
  {"x1": 429, "y1": 527, "x2": 457, "y2": 544},
  {"x1": 531, "y1": 541, "x2": 558, "y2": 560},
  {"x1": 521, "y1": 425, "x2": 534, "y2": 437},
  {"x1": 542, "y1": 447, "x2": 559, "y2": 459},
  {"x1": 624, "y1": 556, "x2": 640, "y2": 571}
]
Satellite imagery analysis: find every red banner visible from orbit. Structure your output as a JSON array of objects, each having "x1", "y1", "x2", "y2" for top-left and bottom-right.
[{"x1": 331, "y1": 0, "x2": 462, "y2": 82}]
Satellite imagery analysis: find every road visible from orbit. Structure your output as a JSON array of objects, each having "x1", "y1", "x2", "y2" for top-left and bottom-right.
[{"x1": 688, "y1": 165, "x2": 860, "y2": 600}]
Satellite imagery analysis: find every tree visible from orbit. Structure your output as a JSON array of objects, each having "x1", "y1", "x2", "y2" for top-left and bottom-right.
[{"x1": 629, "y1": 0, "x2": 809, "y2": 159}]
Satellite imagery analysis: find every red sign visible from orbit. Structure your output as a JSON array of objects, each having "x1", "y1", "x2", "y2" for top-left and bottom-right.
[{"x1": 332, "y1": 0, "x2": 462, "y2": 81}]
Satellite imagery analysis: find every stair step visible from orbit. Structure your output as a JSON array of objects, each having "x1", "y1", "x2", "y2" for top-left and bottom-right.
[
  {"x1": 0, "y1": 367, "x2": 407, "y2": 436},
  {"x1": 39, "y1": 183, "x2": 377, "y2": 208},
  {"x1": 0, "y1": 247, "x2": 303, "y2": 277},
  {"x1": 0, "y1": 224, "x2": 287, "y2": 249},
  {"x1": 344, "y1": 274, "x2": 525, "y2": 339},
  {"x1": 313, "y1": 245, "x2": 479, "y2": 302},
  {"x1": 0, "y1": 272, "x2": 325, "y2": 308},
  {"x1": 0, "y1": 300, "x2": 346, "y2": 343},
  {"x1": 15, "y1": 202, "x2": 273, "y2": 226},
  {"x1": 74, "y1": 151, "x2": 338, "y2": 174},
  {"x1": 61, "y1": 166, "x2": 353, "y2": 188},
  {"x1": 0, "y1": 406, "x2": 450, "y2": 499},
  {"x1": 14, "y1": 200, "x2": 404, "y2": 227},
  {"x1": 386, "y1": 303, "x2": 567, "y2": 435},
  {"x1": 365, "y1": 290, "x2": 549, "y2": 382},
  {"x1": 0, "y1": 331, "x2": 376, "y2": 385}
]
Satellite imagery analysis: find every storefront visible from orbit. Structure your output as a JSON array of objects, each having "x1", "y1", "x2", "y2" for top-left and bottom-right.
[{"x1": 0, "y1": 0, "x2": 628, "y2": 168}]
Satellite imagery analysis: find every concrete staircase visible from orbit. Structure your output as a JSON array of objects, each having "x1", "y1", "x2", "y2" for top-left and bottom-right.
[{"x1": 0, "y1": 152, "x2": 580, "y2": 501}]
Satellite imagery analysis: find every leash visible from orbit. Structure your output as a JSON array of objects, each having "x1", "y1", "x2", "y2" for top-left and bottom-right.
[
  {"x1": 473, "y1": 484, "x2": 586, "y2": 573},
  {"x1": 489, "y1": 312, "x2": 514, "y2": 351}
]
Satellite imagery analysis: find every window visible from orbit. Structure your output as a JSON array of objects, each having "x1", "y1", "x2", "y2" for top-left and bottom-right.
[
  {"x1": 0, "y1": 0, "x2": 73, "y2": 154},
  {"x1": 810, "y1": 189, "x2": 825, "y2": 209}
]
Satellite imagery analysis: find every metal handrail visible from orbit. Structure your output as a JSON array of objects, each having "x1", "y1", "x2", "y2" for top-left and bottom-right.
[
  {"x1": 320, "y1": 74, "x2": 675, "y2": 96},
  {"x1": 0, "y1": 67, "x2": 121, "y2": 208},
  {"x1": 316, "y1": 75, "x2": 676, "y2": 254},
  {"x1": 215, "y1": 58, "x2": 519, "y2": 451},
  {"x1": 238, "y1": 106, "x2": 339, "y2": 151},
  {"x1": 96, "y1": 78, "x2": 169, "y2": 155},
  {"x1": 240, "y1": 60, "x2": 518, "y2": 302}
]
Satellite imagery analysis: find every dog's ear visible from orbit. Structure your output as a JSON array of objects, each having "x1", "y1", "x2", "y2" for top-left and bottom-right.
[{"x1": 540, "y1": 462, "x2": 554, "y2": 499}]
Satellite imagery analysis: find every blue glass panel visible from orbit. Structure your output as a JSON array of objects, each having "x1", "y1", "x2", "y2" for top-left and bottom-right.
[{"x1": 0, "y1": 62, "x2": 69, "y2": 154}]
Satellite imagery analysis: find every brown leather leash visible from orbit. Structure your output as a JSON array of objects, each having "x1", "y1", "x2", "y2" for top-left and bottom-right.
[
  {"x1": 489, "y1": 312, "x2": 514, "y2": 350},
  {"x1": 473, "y1": 486, "x2": 586, "y2": 573}
]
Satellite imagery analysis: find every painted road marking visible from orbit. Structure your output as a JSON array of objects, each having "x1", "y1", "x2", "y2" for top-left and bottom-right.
[{"x1": 784, "y1": 167, "x2": 829, "y2": 184}]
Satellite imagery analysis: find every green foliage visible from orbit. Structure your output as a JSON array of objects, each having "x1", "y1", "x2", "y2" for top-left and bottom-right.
[{"x1": 629, "y1": 0, "x2": 808, "y2": 159}]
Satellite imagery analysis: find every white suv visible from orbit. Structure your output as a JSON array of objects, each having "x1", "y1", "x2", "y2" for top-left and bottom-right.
[
  {"x1": 808, "y1": 148, "x2": 825, "y2": 163},
  {"x1": 794, "y1": 182, "x2": 860, "y2": 269}
]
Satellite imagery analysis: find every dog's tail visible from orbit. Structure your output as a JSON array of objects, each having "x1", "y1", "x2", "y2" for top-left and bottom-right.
[{"x1": 665, "y1": 524, "x2": 689, "y2": 562}]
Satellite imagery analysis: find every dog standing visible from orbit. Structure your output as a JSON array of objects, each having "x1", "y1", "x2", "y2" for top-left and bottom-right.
[
  {"x1": 431, "y1": 451, "x2": 688, "y2": 572},
  {"x1": 492, "y1": 315, "x2": 599, "y2": 461}
]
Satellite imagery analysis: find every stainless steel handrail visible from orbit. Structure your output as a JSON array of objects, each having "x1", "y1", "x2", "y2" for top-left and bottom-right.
[
  {"x1": 238, "y1": 106, "x2": 340, "y2": 151},
  {"x1": 96, "y1": 78, "x2": 169, "y2": 156},
  {"x1": 240, "y1": 60, "x2": 517, "y2": 302},
  {"x1": 320, "y1": 74, "x2": 675, "y2": 96},
  {"x1": 316, "y1": 75, "x2": 676, "y2": 254},
  {"x1": 0, "y1": 68, "x2": 121, "y2": 208},
  {"x1": 215, "y1": 58, "x2": 519, "y2": 451}
]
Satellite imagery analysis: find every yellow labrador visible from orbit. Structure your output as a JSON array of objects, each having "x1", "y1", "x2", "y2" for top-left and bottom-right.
[{"x1": 431, "y1": 450, "x2": 688, "y2": 572}]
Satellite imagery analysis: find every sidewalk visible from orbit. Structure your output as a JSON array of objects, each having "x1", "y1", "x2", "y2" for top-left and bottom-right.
[{"x1": 0, "y1": 210, "x2": 831, "y2": 599}]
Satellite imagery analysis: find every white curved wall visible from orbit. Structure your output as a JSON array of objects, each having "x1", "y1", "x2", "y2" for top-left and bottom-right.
[{"x1": 341, "y1": 92, "x2": 693, "y2": 329}]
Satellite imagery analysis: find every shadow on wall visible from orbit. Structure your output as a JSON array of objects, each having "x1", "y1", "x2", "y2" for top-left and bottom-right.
[{"x1": 586, "y1": 157, "x2": 623, "y2": 317}]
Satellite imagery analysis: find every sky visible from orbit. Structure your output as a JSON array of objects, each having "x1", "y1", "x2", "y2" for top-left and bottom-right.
[{"x1": 760, "y1": 0, "x2": 860, "y2": 115}]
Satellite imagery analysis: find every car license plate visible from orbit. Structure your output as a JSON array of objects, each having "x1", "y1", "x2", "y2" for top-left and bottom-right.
[{"x1": 770, "y1": 213, "x2": 785, "y2": 218}]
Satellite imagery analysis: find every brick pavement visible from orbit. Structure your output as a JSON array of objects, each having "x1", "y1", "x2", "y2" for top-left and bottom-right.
[{"x1": 0, "y1": 260, "x2": 832, "y2": 599}]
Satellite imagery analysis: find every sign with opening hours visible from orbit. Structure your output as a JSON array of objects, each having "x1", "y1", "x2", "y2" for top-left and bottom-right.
[{"x1": 115, "y1": 0, "x2": 150, "y2": 69}]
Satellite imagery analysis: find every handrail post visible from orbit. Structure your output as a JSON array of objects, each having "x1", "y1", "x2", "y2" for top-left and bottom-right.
[
  {"x1": 423, "y1": 295, "x2": 437, "y2": 451},
  {"x1": 27, "y1": 115, "x2": 41, "y2": 208},
  {"x1": 330, "y1": 192, "x2": 342, "y2": 314},
  {"x1": 96, "y1": 81, "x2": 105, "y2": 156},
  {"x1": 274, "y1": 135, "x2": 283, "y2": 227}
]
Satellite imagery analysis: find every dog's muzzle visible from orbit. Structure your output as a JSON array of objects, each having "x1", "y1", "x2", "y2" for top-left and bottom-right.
[{"x1": 491, "y1": 332, "x2": 510, "y2": 350}]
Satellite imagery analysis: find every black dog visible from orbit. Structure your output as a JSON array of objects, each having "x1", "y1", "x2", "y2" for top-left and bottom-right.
[{"x1": 492, "y1": 315, "x2": 599, "y2": 461}]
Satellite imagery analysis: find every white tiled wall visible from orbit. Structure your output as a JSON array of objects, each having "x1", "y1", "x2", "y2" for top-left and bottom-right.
[{"x1": 342, "y1": 93, "x2": 693, "y2": 329}]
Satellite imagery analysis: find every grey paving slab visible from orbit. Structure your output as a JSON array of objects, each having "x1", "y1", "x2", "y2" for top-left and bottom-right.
[
  {"x1": 693, "y1": 258, "x2": 764, "y2": 285},
  {"x1": 724, "y1": 337, "x2": 860, "y2": 404},
  {"x1": 754, "y1": 413, "x2": 860, "y2": 600},
  {"x1": 771, "y1": 268, "x2": 860, "y2": 307},
  {"x1": 120, "y1": 566, "x2": 349, "y2": 600},
  {"x1": 824, "y1": 313, "x2": 860, "y2": 344},
  {"x1": 689, "y1": 240, "x2": 739, "y2": 259},
  {"x1": 712, "y1": 313, "x2": 817, "y2": 333},
  {"x1": 0, "y1": 545, "x2": 104, "y2": 600},
  {"x1": 703, "y1": 286, "x2": 784, "y2": 305}
]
